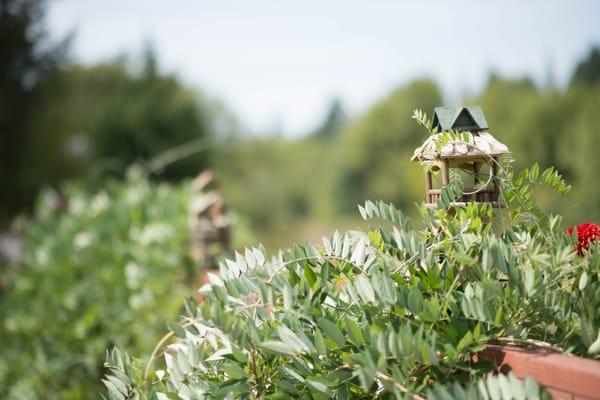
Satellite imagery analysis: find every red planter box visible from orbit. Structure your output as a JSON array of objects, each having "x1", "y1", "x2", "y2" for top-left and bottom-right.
[{"x1": 477, "y1": 345, "x2": 600, "y2": 399}]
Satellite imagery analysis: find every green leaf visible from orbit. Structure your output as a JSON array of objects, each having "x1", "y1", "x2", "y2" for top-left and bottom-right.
[
  {"x1": 321, "y1": 262, "x2": 330, "y2": 282},
  {"x1": 278, "y1": 326, "x2": 311, "y2": 353},
  {"x1": 524, "y1": 376, "x2": 543, "y2": 399},
  {"x1": 231, "y1": 346, "x2": 248, "y2": 363},
  {"x1": 508, "y1": 373, "x2": 526, "y2": 400},
  {"x1": 344, "y1": 318, "x2": 364, "y2": 345},
  {"x1": 355, "y1": 351, "x2": 376, "y2": 391},
  {"x1": 103, "y1": 375, "x2": 128, "y2": 399},
  {"x1": 304, "y1": 264, "x2": 318, "y2": 288},
  {"x1": 529, "y1": 163, "x2": 539, "y2": 182},
  {"x1": 407, "y1": 287, "x2": 424, "y2": 314},
  {"x1": 355, "y1": 275, "x2": 375, "y2": 303},
  {"x1": 588, "y1": 329, "x2": 600, "y2": 354},
  {"x1": 579, "y1": 271, "x2": 589, "y2": 291},
  {"x1": 223, "y1": 363, "x2": 246, "y2": 379},
  {"x1": 523, "y1": 267, "x2": 535, "y2": 296},
  {"x1": 283, "y1": 283, "x2": 294, "y2": 310},
  {"x1": 318, "y1": 318, "x2": 346, "y2": 347},
  {"x1": 457, "y1": 331, "x2": 473, "y2": 351},
  {"x1": 261, "y1": 341, "x2": 296, "y2": 356},
  {"x1": 167, "y1": 322, "x2": 185, "y2": 339},
  {"x1": 310, "y1": 329, "x2": 326, "y2": 356},
  {"x1": 306, "y1": 376, "x2": 333, "y2": 395},
  {"x1": 280, "y1": 366, "x2": 305, "y2": 383},
  {"x1": 422, "y1": 297, "x2": 440, "y2": 322},
  {"x1": 486, "y1": 374, "x2": 502, "y2": 400},
  {"x1": 102, "y1": 379, "x2": 126, "y2": 400}
]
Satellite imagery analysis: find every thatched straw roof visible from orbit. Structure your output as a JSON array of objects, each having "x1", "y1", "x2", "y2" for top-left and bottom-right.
[{"x1": 411, "y1": 130, "x2": 509, "y2": 161}]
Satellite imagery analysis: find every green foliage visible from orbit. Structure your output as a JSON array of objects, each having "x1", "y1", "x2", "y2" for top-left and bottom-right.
[
  {"x1": 0, "y1": 0, "x2": 71, "y2": 222},
  {"x1": 501, "y1": 163, "x2": 571, "y2": 226},
  {"x1": 102, "y1": 348, "x2": 142, "y2": 400},
  {"x1": 1, "y1": 20, "x2": 227, "y2": 223},
  {"x1": 469, "y1": 73, "x2": 598, "y2": 224},
  {"x1": 5, "y1": 34, "x2": 600, "y2": 247},
  {"x1": 427, "y1": 373, "x2": 551, "y2": 400},
  {"x1": 358, "y1": 199, "x2": 410, "y2": 228},
  {"x1": 324, "y1": 65, "x2": 600, "y2": 234},
  {"x1": 61, "y1": 50, "x2": 217, "y2": 180},
  {"x1": 336, "y1": 80, "x2": 442, "y2": 213},
  {"x1": 310, "y1": 99, "x2": 348, "y2": 141},
  {"x1": 570, "y1": 47, "x2": 600, "y2": 87},
  {"x1": 214, "y1": 137, "x2": 341, "y2": 250},
  {"x1": 104, "y1": 138, "x2": 597, "y2": 399},
  {"x1": 0, "y1": 170, "x2": 195, "y2": 399},
  {"x1": 557, "y1": 86, "x2": 600, "y2": 222}
]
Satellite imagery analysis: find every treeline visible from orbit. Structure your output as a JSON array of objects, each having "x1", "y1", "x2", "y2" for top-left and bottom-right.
[
  {"x1": 216, "y1": 58, "x2": 600, "y2": 247},
  {"x1": 2, "y1": 0, "x2": 600, "y2": 248},
  {"x1": 1, "y1": 0, "x2": 232, "y2": 223}
]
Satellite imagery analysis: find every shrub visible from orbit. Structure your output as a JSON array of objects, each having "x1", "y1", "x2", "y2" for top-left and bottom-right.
[
  {"x1": 102, "y1": 113, "x2": 600, "y2": 399},
  {"x1": 0, "y1": 169, "x2": 195, "y2": 399}
]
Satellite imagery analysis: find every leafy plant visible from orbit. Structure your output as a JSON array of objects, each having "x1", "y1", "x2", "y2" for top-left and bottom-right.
[
  {"x1": 0, "y1": 169, "x2": 196, "y2": 399},
  {"x1": 103, "y1": 112, "x2": 599, "y2": 399}
]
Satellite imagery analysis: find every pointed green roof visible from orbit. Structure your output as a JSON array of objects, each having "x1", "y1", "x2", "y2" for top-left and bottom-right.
[{"x1": 432, "y1": 106, "x2": 488, "y2": 131}]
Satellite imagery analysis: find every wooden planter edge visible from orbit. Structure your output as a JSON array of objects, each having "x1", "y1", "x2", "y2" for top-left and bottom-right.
[{"x1": 477, "y1": 344, "x2": 600, "y2": 399}]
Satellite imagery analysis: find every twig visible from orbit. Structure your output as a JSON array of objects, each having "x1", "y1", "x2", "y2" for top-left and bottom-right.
[
  {"x1": 145, "y1": 139, "x2": 207, "y2": 175},
  {"x1": 490, "y1": 337, "x2": 565, "y2": 353},
  {"x1": 143, "y1": 320, "x2": 193, "y2": 381},
  {"x1": 266, "y1": 254, "x2": 368, "y2": 283},
  {"x1": 375, "y1": 371, "x2": 426, "y2": 400}
]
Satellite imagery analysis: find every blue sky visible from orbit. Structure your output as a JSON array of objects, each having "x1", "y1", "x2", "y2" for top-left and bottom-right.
[{"x1": 47, "y1": 1, "x2": 600, "y2": 135}]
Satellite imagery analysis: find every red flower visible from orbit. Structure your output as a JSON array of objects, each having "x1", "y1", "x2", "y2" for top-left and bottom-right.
[{"x1": 567, "y1": 222, "x2": 600, "y2": 256}]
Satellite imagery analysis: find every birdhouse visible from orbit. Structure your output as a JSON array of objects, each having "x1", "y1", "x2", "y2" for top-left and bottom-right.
[{"x1": 411, "y1": 106, "x2": 509, "y2": 208}]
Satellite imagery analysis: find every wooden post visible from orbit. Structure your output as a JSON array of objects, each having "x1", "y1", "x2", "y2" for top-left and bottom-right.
[
  {"x1": 472, "y1": 162, "x2": 479, "y2": 202},
  {"x1": 441, "y1": 159, "x2": 450, "y2": 186},
  {"x1": 492, "y1": 157, "x2": 499, "y2": 202},
  {"x1": 425, "y1": 171, "x2": 432, "y2": 203}
]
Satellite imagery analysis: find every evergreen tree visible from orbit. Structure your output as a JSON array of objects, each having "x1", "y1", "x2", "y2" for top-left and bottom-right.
[
  {"x1": 311, "y1": 98, "x2": 347, "y2": 141},
  {"x1": 571, "y1": 47, "x2": 600, "y2": 87}
]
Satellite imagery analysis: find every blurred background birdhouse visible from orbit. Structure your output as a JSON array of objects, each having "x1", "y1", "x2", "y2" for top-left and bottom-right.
[{"x1": 412, "y1": 106, "x2": 510, "y2": 208}]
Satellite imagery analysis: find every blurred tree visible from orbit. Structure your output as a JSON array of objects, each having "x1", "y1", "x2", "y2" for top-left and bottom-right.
[
  {"x1": 213, "y1": 139, "x2": 305, "y2": 243},
  {"x1": 1, "y1": 22, "x2": 225, "y2": 225},
  {"x1": 564, "y1": 47, "x2": 600, "y2": 220},
  {"x1": 570, "y1": 47, "x2": 600, "y2": 87},
  {"x1": 310, "y1": 98, "x2": 347, "y2": 141},
  {"x1": 472, "y1": 74, "x2": 600, "y2": 220},
  {"x1": 0, "y1": 0, "x2": 70, "y2": 223},
  {"x1": 336, "y1": 79, "x2": 442, "y2": 213},
  {"x1": 557, "y1": 86, "x2": 600, "y2": 222},
  {"x1": 472, "y1": 76, "x2": 540, "y2": 166},
  {"x1": 62, "y1": 48, "x2": 214, "y2": 181}
]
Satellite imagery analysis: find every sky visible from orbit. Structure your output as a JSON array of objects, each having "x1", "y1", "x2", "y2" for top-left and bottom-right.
[{"x1": 47, "y1": 1, "x2": 600, "y2": 136}]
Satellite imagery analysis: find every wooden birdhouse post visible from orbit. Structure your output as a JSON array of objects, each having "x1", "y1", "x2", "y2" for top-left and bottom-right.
[{"x1": 412, "y1": 106, "x2": 509, "y2": 208}]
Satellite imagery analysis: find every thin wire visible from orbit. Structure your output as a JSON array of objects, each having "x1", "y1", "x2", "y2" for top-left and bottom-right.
[{"x1": 461, "y1": 165, "x2": 495, "y2": 195}]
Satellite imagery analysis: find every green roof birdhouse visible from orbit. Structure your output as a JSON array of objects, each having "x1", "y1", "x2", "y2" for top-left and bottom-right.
[{"x1": 412, "y1": 106, "x2": 510, "y2": 208}]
